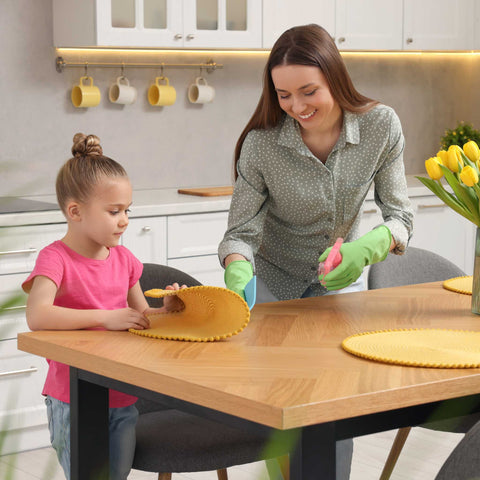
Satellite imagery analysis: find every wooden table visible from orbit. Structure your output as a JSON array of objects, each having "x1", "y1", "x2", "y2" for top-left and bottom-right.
[{"x1": 17, "y1": 282, "x2": 480, "y2": 480}]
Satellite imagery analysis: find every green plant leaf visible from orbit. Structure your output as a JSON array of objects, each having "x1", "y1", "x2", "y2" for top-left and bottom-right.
[
  {"x1": 415, "y1": 176, "x2": 479, "y2": 225},
  {"x1": 440, "y1": 167, "x2": 480, "y2": 225}
]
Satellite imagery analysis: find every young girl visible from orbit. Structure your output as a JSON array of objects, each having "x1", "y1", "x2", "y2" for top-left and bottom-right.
[{"x1": 22, "y1": 133, "x2": 184, "y2": 480}]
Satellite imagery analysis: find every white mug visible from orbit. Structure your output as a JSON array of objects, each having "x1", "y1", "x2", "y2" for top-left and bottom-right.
[
  {"x1": 109, "y1": 76, "x2": 137, "y2": 105},
  {"x1": 188, "y1": 77, "x2": 215, "y2": 104}
]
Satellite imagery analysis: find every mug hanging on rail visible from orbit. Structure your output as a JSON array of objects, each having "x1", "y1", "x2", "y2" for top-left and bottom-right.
[
  {"x1": 71, "y1": 76, "x2": 101, "y2": 108},
  {"x1": 148, "y1": 76, "x2": 176, "y2": 106},
  {"x1": 109, "y1": 76, "x2": 137, "y2": 105},
  {"x1": 188, "y1": 76, "x2": 215, "y2": 104}
]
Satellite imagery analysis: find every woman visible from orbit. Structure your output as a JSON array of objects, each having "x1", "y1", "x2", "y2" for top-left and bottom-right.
[{"x1": 219, "y1": 24, "x2": 414, "y2": 303}]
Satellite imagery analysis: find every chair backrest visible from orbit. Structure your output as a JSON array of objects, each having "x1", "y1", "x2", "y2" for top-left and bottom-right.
[
  {"x1": 137, "y1": 263, "x2": 202, "y2": 414},
  {"x1": 368, "y1": 246, "x2": 465, "y2": 290},
  {"x1": 140, "y1": 263, "x2": 202, "y2": 307}
]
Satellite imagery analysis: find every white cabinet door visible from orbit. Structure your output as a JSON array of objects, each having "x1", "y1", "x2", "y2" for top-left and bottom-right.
[
  {"x1": 262, "y1": 0, "x2": 335, "y2": 49},
  {"x1": 0, "y1": 223, "x2": 67, "y2": 275},
  {"x1": 54, "y1": 0, "x2": 261, "y2": 48},
  {"x1": 410, "y1": 196, "x2": 475, "y2": 275},
  {"x1": 404, "y1": 0, "x2": 474, "y2": 50},
  {"x1": 121, "y1": 217, "x2": 167, "y2": 264},
  {"x1": 335, "y1": 0, "x2": 402, "y2": 50},
  {"x1": 168, "y1": 255, "x2": 224, "y2": 286},
  {"x1": 167, "y1": 211, "x2": 228, "y2": 258},
  {"x1": 183, "y1": 0, "x2": 262, "y2": 48},
  {"x1": 359, "y1": 195, "x2": 476, "y2": 280},
  {"x1": 1, "y1": 339, "x2": 50, "y2": 454},
  {"x1": 166, "y1": 211, "x2": 228, "y2": 286},
  {"x1": 96, "y1": 0, "x2": 183, "y2": 47}
]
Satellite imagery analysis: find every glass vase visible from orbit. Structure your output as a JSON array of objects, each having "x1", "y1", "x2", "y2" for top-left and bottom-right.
[{"x1": 472, "y1": 227, "x2": 480, "y2": 315}]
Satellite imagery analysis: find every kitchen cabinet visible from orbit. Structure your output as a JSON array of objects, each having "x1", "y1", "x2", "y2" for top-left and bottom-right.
[
  {"x1": 263, "y1": 0, "x2": 475, "y2": 50},
  {"x1": 403, "y1": 0, "x2": 474, "y2": 51},
  {"x1": 334, "y1": 0, "x2": 402, "y2": 50},
  {"x1": 262, "y1": 0, "x2": 335, "y2": 49},
  {"x1": 53, "y1": 0, "x2": 262, "y2": 48},
  {"x1": 166, "y1": 211, "x2": 228, "y2": 286},
  {"x1": 263, "y1": 0, "x2": 401, "y2": 50},
  {"x1": 121, "y1": 211, "x2": 228, "y2": 287},
  {"x1": 359, "y1": 195, "x2": 475, "y2": 278},
  {"x1": 120, "y1": 216, "x2": 167, "y2": 265},
  {"x1": 0, "y1": 222, "x2": 67, "y2": 454}
]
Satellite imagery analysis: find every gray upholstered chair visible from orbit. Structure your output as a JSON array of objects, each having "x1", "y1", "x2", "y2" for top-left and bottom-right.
[
  {"x1": 368, "y1": 247, "x2": 480, "y2": 480},
  {"x1": 435, "y1": 418, "x2": 480, "y2": 480},
  {"x1": 132, "y1": 263, "x2": 288, "y2": 480}
]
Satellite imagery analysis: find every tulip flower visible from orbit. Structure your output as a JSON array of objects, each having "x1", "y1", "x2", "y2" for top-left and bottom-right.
[
  {"x1": 460, "y1": 165, "x2": 479, "y2": 187},
  {"x1": 464, "y1": 141, "x2": 480, "y2": 163},
  {"x1": 436, "y1": 150, "x2": 449, "y2": 165},
  {"x1": 425, "y1": 156, "x2": 443, "y2": 180},
  {"x1": 417, "y1": 145, "x2": 480, "y2": 228},
  {"x1": 446, "y1": 145, "x2": 464, "y2": 172}
]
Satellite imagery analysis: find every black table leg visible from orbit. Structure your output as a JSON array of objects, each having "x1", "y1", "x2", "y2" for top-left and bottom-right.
[
  {"x1": 290, "y1": 422, "x2": 336, "y2": 480},
  {"x1": 70, "y1": 367, "x2": 109, "y2": 480}
]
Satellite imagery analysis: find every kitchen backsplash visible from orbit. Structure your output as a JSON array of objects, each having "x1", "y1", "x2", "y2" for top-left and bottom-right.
[{"x1": 1, "y1": 0, "x2": 480, "y2": 196}]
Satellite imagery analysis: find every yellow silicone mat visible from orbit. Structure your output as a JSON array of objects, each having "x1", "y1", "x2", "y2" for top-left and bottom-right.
[
  {"x1": 129, "y1": 286, "x2": 250, "y2": 342},
  {"x1": 443, "y1": 276, "x2": 473, "y2": 295},
  {"x1": 342, "y1": 329, "x2": 480, "y2": 368}
]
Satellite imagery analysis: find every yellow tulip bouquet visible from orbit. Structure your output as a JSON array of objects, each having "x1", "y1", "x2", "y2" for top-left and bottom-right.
[{"x1": 416, "y1": 141, "x2": 480, "y2": 226}]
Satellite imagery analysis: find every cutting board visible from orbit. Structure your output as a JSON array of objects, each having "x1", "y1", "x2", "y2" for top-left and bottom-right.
[{"x1": 178, "y1": 186, "x2": 234, "y2": 197}]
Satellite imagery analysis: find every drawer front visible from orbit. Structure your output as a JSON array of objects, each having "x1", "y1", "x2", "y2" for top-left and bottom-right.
[
  {"x1": 1, "y1": 338, "x2": 48, "y2": 430},
  {"x1": 167, "y1": 212, "x2": 228, "y2": 258},
  {"x1": 168, "y1": 255, "x2": 224, "y2": 287},
  {"x1": 0, "y1": 273, "x2": 29, "y2": 341},
  {"x1": 0, "y1": 223, "x2": 67, "y2": 275}
]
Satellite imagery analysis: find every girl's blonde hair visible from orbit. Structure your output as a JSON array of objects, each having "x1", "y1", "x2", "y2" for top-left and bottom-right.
[{"x1": 56, "y1": 133, "x2": 128, "y2": 214}]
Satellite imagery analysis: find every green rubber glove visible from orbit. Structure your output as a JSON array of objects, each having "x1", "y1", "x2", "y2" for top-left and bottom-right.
[
  {"x1": 224, "y1": 260, "x2": 254, "y2": 300},
  {"x1": 318, "y1": 226, "x2": 392, "y2": 291}
]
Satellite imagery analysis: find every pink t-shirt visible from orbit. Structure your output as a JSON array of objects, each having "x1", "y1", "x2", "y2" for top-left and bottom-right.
[{"x1": 22, "y1": 240, "x2": 143, "y2": 407}]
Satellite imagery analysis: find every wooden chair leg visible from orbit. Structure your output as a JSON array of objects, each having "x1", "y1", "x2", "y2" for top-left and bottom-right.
[
  {"x1": 158, "y1": 473, "x2": 172, "y2": 480},
  {"x1": 379, "y1": 427, "x2": 412, "y2": 480},
  {"x1": 216, "y1": 468, "x2": 228, "y2": 480},
  {"x1": 265, "y1": 455, "x2": 289, "y2": 480}
]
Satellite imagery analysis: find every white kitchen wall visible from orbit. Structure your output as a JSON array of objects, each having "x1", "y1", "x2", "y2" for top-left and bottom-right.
[{"x1": 1, "y1": 0, "x2": 480, "y2": 197}]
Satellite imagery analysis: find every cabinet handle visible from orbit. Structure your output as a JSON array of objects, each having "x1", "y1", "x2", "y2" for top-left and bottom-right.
[
  {"x1": 337, "y1": 37, "x2": 346, "y2": 43},
  {"x1": 0, "y1": 248, "x2": 37, "y2": 256},
  {"x1": 174, "y1": 34, "x2": 183, "y2": 40},
  {"x1": 417, "y1": 204, "x2": 445, "y2": 210},
  {"x1": 142, "y1": 226, "x2": 151, "y2": 232},
  {"x1": 363, "y1": 209, "x2": 378, "y2": 214},
  {"x1": 0, "y1": 366, "x2": 38, "y2": 378},
  {"x1": 406, "y1": 38, "x2": 413, "y2": 44},
  {"x1": 186, "y1": 34, "x2": 195, "y2": 40}
]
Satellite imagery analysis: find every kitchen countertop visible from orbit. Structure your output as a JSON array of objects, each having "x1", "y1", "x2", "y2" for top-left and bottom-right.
[{"x1": 0, "y1": 175, "x2": 431, "y2": 228}]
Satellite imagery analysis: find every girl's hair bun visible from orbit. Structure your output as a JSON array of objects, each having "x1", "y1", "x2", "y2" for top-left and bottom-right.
[{"x1": 71, "y1": 133, "x2": 103, "y2": 157}]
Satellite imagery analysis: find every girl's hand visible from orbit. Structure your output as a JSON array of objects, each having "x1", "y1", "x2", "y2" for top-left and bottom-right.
[
  {"x1": 163, "y1": 282, "x2": 187, "y2": 312},
  {"x1": 102, "y1": 308, "x2": 150, "y2": 331}
]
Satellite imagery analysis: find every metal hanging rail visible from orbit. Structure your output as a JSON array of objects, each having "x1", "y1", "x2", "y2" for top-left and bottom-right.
[{"x1": 55, "y1": 56, "x2": 223, "y2": 74}]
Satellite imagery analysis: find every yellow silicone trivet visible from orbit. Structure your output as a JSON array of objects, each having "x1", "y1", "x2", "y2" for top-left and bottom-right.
[
  {"x1": 129, "y1": 285, "x2": 250, "y2": 342},
  {"x1": 342, "y1": 329, "x2": 480, "y2": 368},
  {"x1": 443, "y1": 276, "x2": 473, "y2": 295}
]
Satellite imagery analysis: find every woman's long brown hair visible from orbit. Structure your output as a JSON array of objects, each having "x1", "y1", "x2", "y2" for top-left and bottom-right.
[{"x1": 233, "y1": 24, "x2": 378, "y2": 178}]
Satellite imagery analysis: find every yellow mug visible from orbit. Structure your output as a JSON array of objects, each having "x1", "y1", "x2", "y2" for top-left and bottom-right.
[
  {"x1": 71, "y1": 76, "x2": 101, "y2": 108},
  {"x1": 148, "y1": 76, "x2": 176, "y2": 106}
]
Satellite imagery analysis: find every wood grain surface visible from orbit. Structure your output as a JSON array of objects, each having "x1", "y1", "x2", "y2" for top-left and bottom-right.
[
  {"x1": 177, "y1": 186, "x2": 233, "y2": 196},
  {"x1": 18, "y1": 282, "x2": 480, "y2": 430}
]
